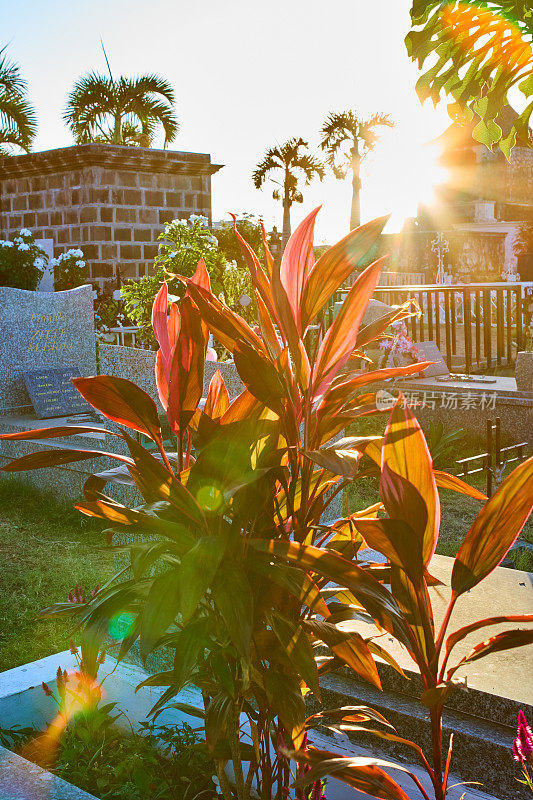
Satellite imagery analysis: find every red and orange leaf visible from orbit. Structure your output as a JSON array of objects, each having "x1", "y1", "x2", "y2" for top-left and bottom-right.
[
  {"x1": 233, "y1": 342, "x2": 286, "y2": 415},
  {"x1": 189, "y1": 256, "x2": 211, "y2": 292},
  {"x1": 445, "y1": 614, "x2": 533, "y2": 662},
  {"x1": 290, "y1": 748, "x2": 413, "y2": 800},
  {"x1": 219, "y1": 388, "x2": 263, "y2": 426},
  {"x1": 382, "y1": 396, "x2": 440, "y2": 566},
  {"x1": 167, "y1": 296, "x2": 205, "y2": 433},
  {"x1": 301, "y1": 215, "x2": 389, "y2": 331},
  {"x1": 72, "y1": 376, "x2": 163, "y2": 443},
  {"x1": 1, "y1": 447, "x2": 133, "y2": 472},
  {"x1": 203, "y1": 370, "x2": 230, "y2": 420},
  {"x1": 185, "y1": 280, "x2": 266, "y2": 355},
  {"x1": 0, "y1": 425, "x2": 120, "y2": 440},
  {"x1": 447, "y1": 628, "x2": 533, "y2": 680},
  {"x1": 151, "y1": 282, "x2": 171, "y2": 370},
  {"x1": 280, "y1": 207, "x2": 319, "y2": 332},
  {"x1": 433, "y1": 470, "x2": 487, "y2": 501},
  {"x1": 312, "y1": 258, "x2": 386, "y2": 398},
  {"x1": 451, "y1": 456, "x2": 533, "y2": 597}
]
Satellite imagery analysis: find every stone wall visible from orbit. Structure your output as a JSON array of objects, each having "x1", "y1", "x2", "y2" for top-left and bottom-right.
[
  {"x1": 0, "y1": 144, "x2": 223, "y2": 285},
  {"x1": 97, "y1": 344, "x2": 244, "y2": 406}
]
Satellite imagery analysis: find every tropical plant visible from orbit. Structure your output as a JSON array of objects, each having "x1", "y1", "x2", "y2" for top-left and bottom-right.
[
  {"x1": 64, "y1": 72, "x2": 178, "y2": 147},
  {"x1": 405, "y1": 1, "x2": 533, "y2": 158},
  {"x1": 426, "y1": 420, "x2": 465, "y2": 469},
  {"x1": 0, "y1": 228, "x2": 48, "y2": 290},
  {"x1": 121, "y1": 214, "x2": 226, "y2": 347},
  {"x1": 253, "y1": 138, "x2": 325, "y2": 249},
  {"x1": 320, "y1": 111, "x2": 394, "y2": 230},
  {"x1": 53, "y1": 248, "x2": 89, "y2": 291},
  {"x1": 0, "y1": 46, "x2": 37, "y2": 156},
  {"x1": 2, "y1": 210, "x2": 531, "y2": 800}
]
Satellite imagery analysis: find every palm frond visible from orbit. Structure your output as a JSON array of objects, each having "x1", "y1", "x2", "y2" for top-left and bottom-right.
[
  {"x1": 63, "y1": 71, "x2": 178, "y2": 146},
  {"x1": 0, "y1": 46, "x2": 36, "y2": 154}
]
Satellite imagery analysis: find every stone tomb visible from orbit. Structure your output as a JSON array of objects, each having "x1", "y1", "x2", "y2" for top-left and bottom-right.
[
  {"x1": 0, "y1": 286, "x2": 116, "y2": 499},
  {"x1": 0, "y1": 285, "x2": 96, "y2": 416}
]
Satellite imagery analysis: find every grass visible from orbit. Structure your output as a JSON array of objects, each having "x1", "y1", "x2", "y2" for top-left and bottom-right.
[{"x1": 0, "y1": 479, "x2": 113, "y2": 672}]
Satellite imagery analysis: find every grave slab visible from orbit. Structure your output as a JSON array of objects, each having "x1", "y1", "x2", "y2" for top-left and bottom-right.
[{"x1": 0, "y1": 285, "x2": 96, "y2": 416}]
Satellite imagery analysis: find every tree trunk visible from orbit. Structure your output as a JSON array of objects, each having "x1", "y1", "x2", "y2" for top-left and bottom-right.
[
  {"x1": 282, "y1": 197, "x2": 291, "y2": 251},
  {"x1": 113, "y1": 113, "x2": 122, "y2": 145},
  {"x1": 350, "y1": 146, "x2": 362, "y2": 230}
]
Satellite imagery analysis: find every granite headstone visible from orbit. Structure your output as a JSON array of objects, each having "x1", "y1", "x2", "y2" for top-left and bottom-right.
[
  {"x1": 0, "y1": 285, "x2": 97, "y2": 416},
  {"x1": 413, "y1": 341, "x2": 450, "y2": 378}
]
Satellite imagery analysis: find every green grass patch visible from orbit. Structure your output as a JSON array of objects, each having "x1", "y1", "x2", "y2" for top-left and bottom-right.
[{"x1": 0, "y1": 480, "x2": 113, "y2": 672}]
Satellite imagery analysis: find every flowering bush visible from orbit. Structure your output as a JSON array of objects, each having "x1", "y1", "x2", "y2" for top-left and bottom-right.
[
  {"x1": 378, "y1": 321, "x2": 419, "y2": 367},
  {"x1": 52, "y1": 248, "x2": 89, "y2": 291},
  {"x1": 0, "y1": 229, "x2": 48, "y2": 290},
  {"x1": 122, "y1": 214, "x2": 251, "y2": 346}
]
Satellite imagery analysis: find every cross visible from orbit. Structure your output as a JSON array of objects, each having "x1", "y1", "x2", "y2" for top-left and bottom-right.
[{"x1": 431, "y1": 232, "x2": 450, "y2": 284}]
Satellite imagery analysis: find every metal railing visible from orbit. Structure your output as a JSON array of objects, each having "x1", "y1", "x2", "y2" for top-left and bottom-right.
[{"x1": 372, "y1": 282, "x2": 533, "y2": 372}]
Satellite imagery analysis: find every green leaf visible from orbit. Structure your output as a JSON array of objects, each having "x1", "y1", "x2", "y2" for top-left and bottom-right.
[
  {"x1": 205, "y1": 693, "x2": 233, "y2": 751},
  {"x1": 255, "y1": 539, "x2": 412, "y2": 651},
  {"x1": 264, "y1": 670, "x2": 306, "y2": 749},
  {"x1": 472, "y1": 118, "x2": 502, "y2": 149},
  {"x1": 211, "y1": 560, "x2": 254, "y2": 659},
  {"x1": 140, "y1": 569, "x2": 180, "y2": 660},
  {"x1": 178, "y1": 537, "x2": 225, "y2": 622},
  {"x1": 269, "y1": 611, "x2": 320, "y2": 697}
]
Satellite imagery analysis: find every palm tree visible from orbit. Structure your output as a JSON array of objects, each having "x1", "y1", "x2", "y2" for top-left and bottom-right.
[
  {"x1": 64, "y1": 72, "x2": 178, "y2": 148},
  {"x1": 0, "y1": 46, "x2": 37, "y2": 156},
  {"x1": 321, "y1": 110, "x2": 394, "y2": 230},
  {"x1": 253, "y1": 138, "x2": 325, "y2": 248}
]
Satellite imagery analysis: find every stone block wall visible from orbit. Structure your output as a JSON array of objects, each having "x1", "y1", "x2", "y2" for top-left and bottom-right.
[{"x1": 0, "y1": 144, "x2": 222, "y2": 285}]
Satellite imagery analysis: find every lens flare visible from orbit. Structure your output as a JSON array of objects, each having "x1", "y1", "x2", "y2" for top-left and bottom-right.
[
  {"x1": 108, "y1": 610, "x2": 136, "y2": 640},
  {"x1": 196, "y1": 484, "x2": 224, "y2": 512}
]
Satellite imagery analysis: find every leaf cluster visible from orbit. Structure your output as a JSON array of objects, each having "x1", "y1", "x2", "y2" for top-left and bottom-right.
[
  {"x1": 405, "y1": 1, "x2": 533, "y2": 157},
  {"x1": 2, "y1": 211, "x2": 532, "y2": 800}
]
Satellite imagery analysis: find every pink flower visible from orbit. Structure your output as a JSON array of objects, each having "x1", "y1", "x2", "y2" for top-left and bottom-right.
[{"x1": 513, "y1": 710, "x2": 533, "y2": 764}]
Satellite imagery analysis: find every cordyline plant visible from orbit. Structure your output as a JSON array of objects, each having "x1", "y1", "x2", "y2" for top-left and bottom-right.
[{"x1": 1, "y1": 208, "x2": 532, "y2": 800}]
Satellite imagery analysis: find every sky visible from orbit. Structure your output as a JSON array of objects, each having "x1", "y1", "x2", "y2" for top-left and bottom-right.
[{"x1": 4, "y1": 0, "x2": 456, "y2": 243}]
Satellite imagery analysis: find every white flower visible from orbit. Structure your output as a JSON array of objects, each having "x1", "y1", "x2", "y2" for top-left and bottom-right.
[
  {"x1": 33, "y1": 257, "x2": 45, "y2": 269},
  {"x1": 189, "y1": 214, "x2": 208, "y2": 227},
  {"x1": 17, "y1": 243, "x2": 30, "y2": 251},
  {"x1": 76, "y1": 260, "x2": 85, "y2": 268},
  {"x1": 18, "y1": 228, "x2": 32, "y2": 238},
  {"x1": 50, "y1": 257, "x2": 59, "y2": 267},
  {"x1": 170, "y1": 219, "x2": 187, "y2": 227}
]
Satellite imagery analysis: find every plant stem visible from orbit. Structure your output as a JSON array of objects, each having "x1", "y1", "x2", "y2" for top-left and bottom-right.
[
  {"x1": 216, "y1": 760, "x2": 234, "y2": 800},
  {"x1": 229, "y1": 703, "x2": 247, "y2": 800},
  {"x1": 430, "y1": 708, "x2": 445, "y2": 800}
]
